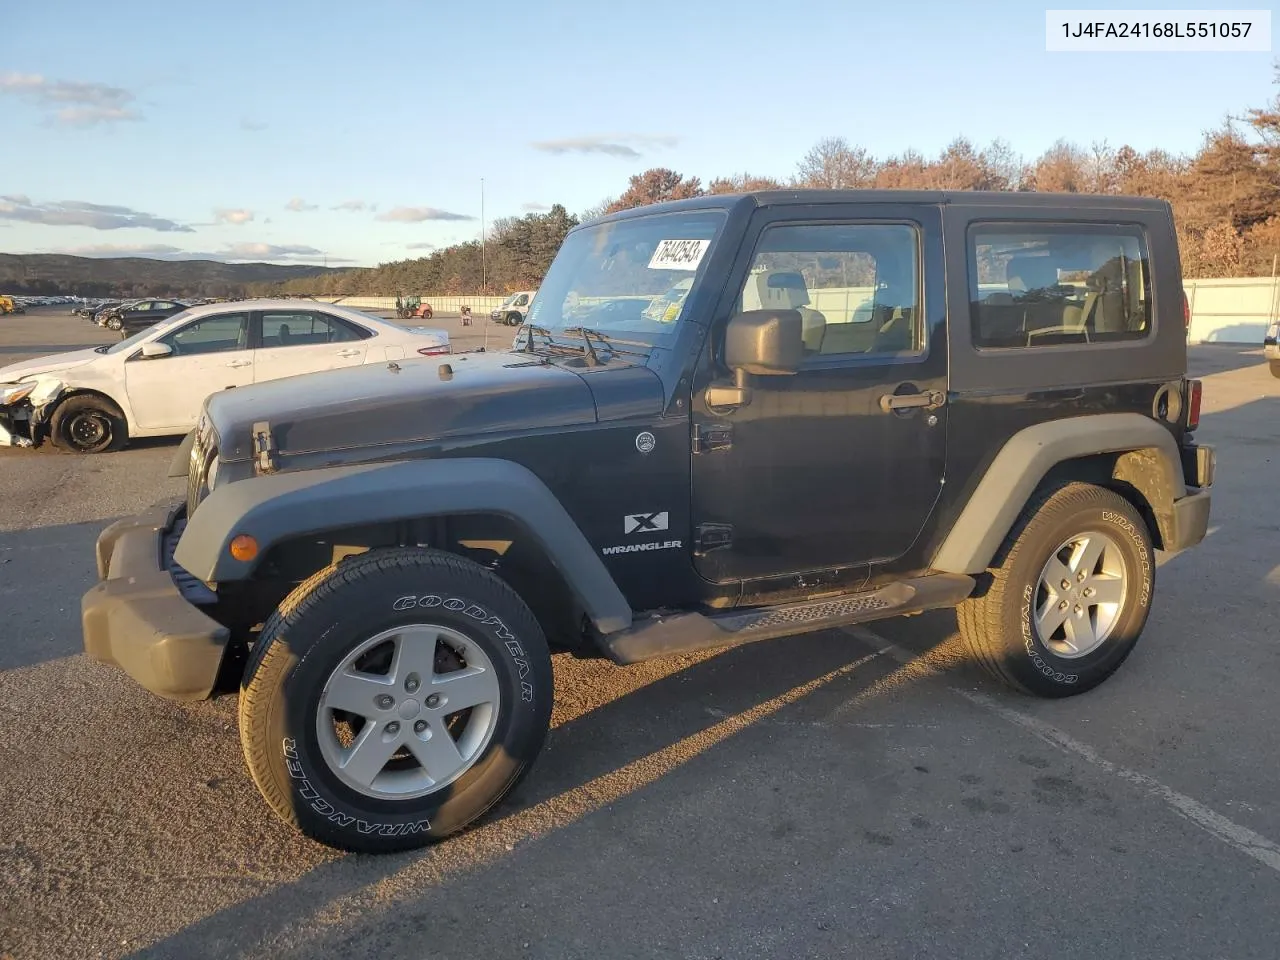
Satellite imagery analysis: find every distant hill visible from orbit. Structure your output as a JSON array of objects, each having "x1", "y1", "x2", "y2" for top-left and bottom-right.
[{"x1": 0, "y1": 253, "x2": 352, "y2": 298}]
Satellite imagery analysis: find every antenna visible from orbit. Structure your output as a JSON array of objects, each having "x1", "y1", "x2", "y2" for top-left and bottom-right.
[{"x1": 480, "y1": 177, "x2": 486, "y2": 294}]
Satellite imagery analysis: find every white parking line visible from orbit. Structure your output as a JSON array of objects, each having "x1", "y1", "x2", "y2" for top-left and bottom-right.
[{"x1": 849, "y1": 626, "x2": 1280, "y2": 876}]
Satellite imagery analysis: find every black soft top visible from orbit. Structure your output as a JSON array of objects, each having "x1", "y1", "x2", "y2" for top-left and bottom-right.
[{"x1": 589, "y1": 189, "x2": 1171, "y2": 227}]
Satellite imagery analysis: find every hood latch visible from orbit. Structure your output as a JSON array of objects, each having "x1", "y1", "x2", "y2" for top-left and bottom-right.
[{"x1": 252, "y1": 421, "x2": 277, "y2": 475}]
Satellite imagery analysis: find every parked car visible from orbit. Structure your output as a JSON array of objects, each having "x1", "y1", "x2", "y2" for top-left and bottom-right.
[
  {"x1": 97, "y1": 299, "x2": 188, "y2": 333},
  {"x1": 89, "y1": 300, "x2": 127, "y2": 324},
  {"x1": 81, "y1": 190, "x2": 1212, "y2": 854},
  {"x1": 0, "y1": 299, "x2": 450, "y2": 451},
  {"x1": 490, "y1": 290, "x2": 537, "y2": 325},
  {"x1": 1265, "y1": 321, "x2": 1279, "y2": 377}
]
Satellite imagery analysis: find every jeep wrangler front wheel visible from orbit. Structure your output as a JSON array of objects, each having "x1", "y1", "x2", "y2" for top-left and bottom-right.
[
  {"x1": 238, "y1": 547, "x2": 552, "y2": 852},
  {"x1": 956, "y1": 482, "x2": 1155, "y2": 698}
]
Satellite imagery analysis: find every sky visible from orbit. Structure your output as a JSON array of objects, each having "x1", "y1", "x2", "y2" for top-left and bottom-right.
[{"x1": 1, "y1": 0, "x2": 1274, "y2": 267}]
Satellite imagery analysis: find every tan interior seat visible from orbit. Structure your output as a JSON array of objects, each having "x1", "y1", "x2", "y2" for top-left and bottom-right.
[{"x1": 752, "y1": 271, "x2": 826, "y2": 352}]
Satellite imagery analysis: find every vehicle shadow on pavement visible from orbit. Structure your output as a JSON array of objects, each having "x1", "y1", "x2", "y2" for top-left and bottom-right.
[
  {"x1": 0, "y1": 518, "x2": 115, "y2": 671},
  {"x1": 127, "y1": 630, "x2": 910, "y2": 959},
  {"x1": 1187, "y1": 345, "x2": 1270, "y2": 378}
]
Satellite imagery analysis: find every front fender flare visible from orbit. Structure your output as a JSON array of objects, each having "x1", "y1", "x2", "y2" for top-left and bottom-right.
[
  {"x1": 932, "y1": 413, "x2": 1186, "y2": 575},
  {"x1": 173, "y1": 457, "x2": 632, "y2": 634}
]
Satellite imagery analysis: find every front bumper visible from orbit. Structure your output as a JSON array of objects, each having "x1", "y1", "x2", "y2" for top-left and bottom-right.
[
  {"x1": 81, "y1": 499, "x2": 229, "y2": 700},
  {"x1": 0, "y1": 404, "x2": 33, "y2": 447}
]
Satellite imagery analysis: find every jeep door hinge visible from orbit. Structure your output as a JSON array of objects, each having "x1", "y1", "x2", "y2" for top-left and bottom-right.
[
  {"x1": 692, "y1": 422, "x2": 733, "y2": 454},
  {"x1": 694, "y1": 523, "x2": 734, "y2": 555},
  {"x1": 252, "y1": 420, "x2": 277, "y2": 475}
]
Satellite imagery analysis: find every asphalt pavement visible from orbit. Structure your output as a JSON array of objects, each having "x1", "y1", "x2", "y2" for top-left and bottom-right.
[{"x1": 1, "y1": 307, "x2": 1278, "y2": 960}]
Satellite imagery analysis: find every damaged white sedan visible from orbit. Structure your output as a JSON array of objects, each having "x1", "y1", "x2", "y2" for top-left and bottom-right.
[{"x1": 0, "y1": 299, "x2": 451, "y2": 453}]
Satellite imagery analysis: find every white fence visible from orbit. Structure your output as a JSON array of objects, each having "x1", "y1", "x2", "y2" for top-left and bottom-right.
[
  {"x1": 1183, "y1": 277, "x2": 1279, "y2": 344},
  {"x1": 327, "y1": 275, "x2": 1278, "y2": 343},
  {"x1": 317, "y1": 295, "x2": 512, "y2": 314}
]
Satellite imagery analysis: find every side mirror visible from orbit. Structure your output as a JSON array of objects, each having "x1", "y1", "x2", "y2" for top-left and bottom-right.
[
  {"x1": 140, "y1": 341, "x2": 173, "y2": 359},
  {"x1": 707, "y1": 310, "x2": 805, "y2": 409}
]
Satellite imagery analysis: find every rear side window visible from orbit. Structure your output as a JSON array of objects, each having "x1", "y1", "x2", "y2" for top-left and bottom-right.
[{"x1": 968, "y1": 223, "x2": 1152, "y2": 349}]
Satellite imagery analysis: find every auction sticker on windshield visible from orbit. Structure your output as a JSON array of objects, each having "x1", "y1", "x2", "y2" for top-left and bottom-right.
[{"x1": 649, "y1": 239, "x2": 711, "y2": 271}]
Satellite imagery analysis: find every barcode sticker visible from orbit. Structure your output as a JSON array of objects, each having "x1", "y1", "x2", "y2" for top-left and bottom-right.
[{"x1": 648, "y1": 239, "x2": 711, "y2": 271}]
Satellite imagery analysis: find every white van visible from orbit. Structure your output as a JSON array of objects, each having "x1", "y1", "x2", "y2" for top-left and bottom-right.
[{"x1": 490, "y1": 291, "x2": 538, "y2": 326}]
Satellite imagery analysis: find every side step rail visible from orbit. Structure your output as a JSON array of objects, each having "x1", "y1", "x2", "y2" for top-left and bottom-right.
[{"x1": 601, "y1": 573, "x2": 975, "y2": 665}]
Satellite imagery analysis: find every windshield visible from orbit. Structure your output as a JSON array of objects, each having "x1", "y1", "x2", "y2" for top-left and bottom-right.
[
  {"x1": 98, "y1": 308, "x2": 197, "y2": 354},
  {"x1": 527, "y1": 210, "x2": 725, "y2": 340}
]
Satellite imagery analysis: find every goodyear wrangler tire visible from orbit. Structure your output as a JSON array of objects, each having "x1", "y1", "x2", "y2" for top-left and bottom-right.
[
  {"x1": 238, "y1": 547, "x2": 552, "y2": 853},
  {"x1": 956, "y1": 482, "x2": 1155, "y2": 699}
]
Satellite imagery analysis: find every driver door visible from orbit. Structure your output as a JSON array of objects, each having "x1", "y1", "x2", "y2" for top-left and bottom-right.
[
  {"x1": 690, "y1": 204, "x2": 948, "y2": 585},
  {"x1": 124, "y1": 311, "x2": 254, "y2": 431}
]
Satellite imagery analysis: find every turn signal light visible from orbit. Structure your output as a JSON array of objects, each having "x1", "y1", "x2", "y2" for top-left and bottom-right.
[
  {"x1": 417, "y1": 345, "x2": 450, "y2": 356},
  {"x1": 229, "y1": 535, "x2": 259, "y2": 562}
]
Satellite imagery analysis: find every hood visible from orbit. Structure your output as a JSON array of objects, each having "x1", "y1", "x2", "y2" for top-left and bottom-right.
[
  {"x1": 0, "y1": 347, "x2": 104, "y2": 384},
  {"x1": 206, "y1": 349, "x2": 663, "y2": 462}
]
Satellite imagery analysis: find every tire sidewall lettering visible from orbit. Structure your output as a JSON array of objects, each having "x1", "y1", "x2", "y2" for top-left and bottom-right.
[
  {"x1": 1100, "y1": 510, "x2": 1153, "y2": 608},
  {"x1": 1021, "y1": 583, "x2": 1078, "y2": 684},
  {"x1": 391, "y1": 594, "x2": 533, "y2": 701},
  {"x1": 281, "y1": 737, "x2": 431, "y2": 837}
]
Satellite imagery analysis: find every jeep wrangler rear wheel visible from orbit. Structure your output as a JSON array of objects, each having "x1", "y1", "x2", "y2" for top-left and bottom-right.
[
  {"x1": 238, "y1": 547, "x2": 552, "y2": 852},
  {"x1": 956, "y1": 482, "x2": 1154, "y2": 698}
]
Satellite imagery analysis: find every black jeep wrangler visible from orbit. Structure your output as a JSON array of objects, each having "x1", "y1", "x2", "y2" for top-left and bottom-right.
[{"x1": 82, "y1": 190, "x2": 1215, "y2": 853}]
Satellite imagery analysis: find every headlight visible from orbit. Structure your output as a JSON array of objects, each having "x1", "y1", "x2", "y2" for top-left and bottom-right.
[{"x1": 0, "y1": 383, "x2": 35, "y2": 406}]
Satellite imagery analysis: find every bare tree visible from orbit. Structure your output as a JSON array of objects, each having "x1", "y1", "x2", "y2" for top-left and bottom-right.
[
  {"x1": 706, "y1": 172, "x2": 785, "y2": 194},
  {"x1": 795, "y1": 136, "x2": 876, "y2": 188}
]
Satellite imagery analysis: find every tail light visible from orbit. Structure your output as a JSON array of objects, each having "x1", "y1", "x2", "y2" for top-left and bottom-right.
[
  {"x1": 1187, "y1": 379, "x2": 1202, "y2": 430},
  {"x1": 416, "y1": 344, "x2": 450, "y2": 356},
  {"x1": 1183, "y1": 291, "x2": 1190, "y2": 329}
]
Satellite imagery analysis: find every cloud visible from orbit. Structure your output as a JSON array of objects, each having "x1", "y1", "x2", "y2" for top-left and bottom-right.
[
  {"x1": 375, "y1": 206, "x2": 474, "y2": 223},
  {"x1": 218, "y1": 242, "x2": 352, "y2": 264},
  {"x1": 0, "y1": 72, "x2": 141, "y2": 126},
  {"x1": 529, "y1": 134, "x2": 679, "y2": 159},
  {"x1": 521, "y1": 202, "x2": 551, "y2": 211},
  {"x1": 0, "y1": 196, "x2": 193, "y2": 232},
  {"x1": 240, "y1": 118, "x2": 267, "y2": 131},
  {"x1": 406, "y1": 242, "x2": 436, "y2": 250},
  {"x1": 213, "y1": 208, "x2": 255, "y2": 225},
  {"x1": 285, "y1": 197, "x2": 318, "y2": 212},
  {"x1": 332, "y1": 199, "x2": 368, "y2": 212}
]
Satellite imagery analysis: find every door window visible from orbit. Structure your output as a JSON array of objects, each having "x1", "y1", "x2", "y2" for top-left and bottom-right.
[
  {"x1": 129, "y1": 302, "x2": 153, "y2": 313},
  {"x1": 159, "y1": 312, "x2": 249, "y2": 355},
  {"x1": 736, "y1": 223, "x2": 923, "y2": 358},
  {"x1": 260, "y1": 311, "x2": 362, "y2": 347}
]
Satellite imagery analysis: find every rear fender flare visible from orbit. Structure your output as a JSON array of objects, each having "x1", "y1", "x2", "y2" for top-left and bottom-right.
[
  {"x1": 932, "y1": 413, "x2": 1185, "y2": 574},
  {"x1": 173, "y1": 457, "x2": 633, "y2": 634}
]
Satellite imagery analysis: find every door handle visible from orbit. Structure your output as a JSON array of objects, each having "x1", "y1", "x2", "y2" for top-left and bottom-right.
[
  {"x1": 225, "y1": 359, "x2": 252, "y2": 368},
  {"x1": 336, "y1": 349, "x2": 361, "y2": 357},
  {"x1": 879, "y1": 390, "x2": 945, "y2": 412}
]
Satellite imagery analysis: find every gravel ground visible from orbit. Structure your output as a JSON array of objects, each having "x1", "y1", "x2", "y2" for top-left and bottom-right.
[{"x1": 1, "y1": 307, "x2": 1278, "y2": 960}]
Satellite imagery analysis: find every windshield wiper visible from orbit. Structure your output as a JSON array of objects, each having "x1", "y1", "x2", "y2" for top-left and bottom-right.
[
  {"x1": 561, "y1": 326, "x2": 651, "y2": 359},
  {"x1": 522, "y1": 324, "x2": 585, "y2": 360}
]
